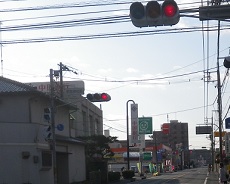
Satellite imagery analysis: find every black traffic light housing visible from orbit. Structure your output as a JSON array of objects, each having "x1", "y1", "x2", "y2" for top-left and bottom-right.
[
  {"x1": 199, "y1": 5, "x2": 230, "y2": 21},
  {"x1": 43, "y1": 125, "x2": 52, "y2": 141},
  {"x1": 224, "y1": 56, "x2": 230, "y2": 68},
  {"x1": 86, "y1": 93, "x2": 111, "y2": 102},
  {"x1": 130, "y1": 0, "x2": 180, "y2": 28},
  {"x1": 44, "y1": 108, "x2": 51, "y2": 122}
]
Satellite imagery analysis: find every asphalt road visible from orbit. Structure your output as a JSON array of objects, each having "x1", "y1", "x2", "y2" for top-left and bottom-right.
[{"x1": 126, "y1": 167, "x2": 211, "y2": 184}]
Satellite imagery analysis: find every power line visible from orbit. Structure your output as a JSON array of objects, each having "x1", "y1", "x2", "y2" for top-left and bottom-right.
[
  {"x1": 1, "y1": 25, "x2": 230, "y2": 45},
  {"x1": 0, "y1": 1, "x2": 204, "y2": 13}
]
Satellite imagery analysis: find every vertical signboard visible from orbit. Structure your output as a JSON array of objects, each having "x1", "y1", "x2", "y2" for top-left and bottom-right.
[{"x1": 131, "y1": 104, "x2": 139, "y2": 144}]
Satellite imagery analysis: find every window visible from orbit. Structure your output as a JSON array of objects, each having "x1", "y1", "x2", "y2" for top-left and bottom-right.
[
  {"x1": 42, "y1": 151, "x2": 52, "y2": 168},
  {"x1": 82, "y1": 111, "x2": 88, "y2": 136},
  {"x1": 95, "y1": 119, "x2": 99, "y2": 135},
  {"x1": 89, "y1": 115, "x2": 94, "y2": 136}
]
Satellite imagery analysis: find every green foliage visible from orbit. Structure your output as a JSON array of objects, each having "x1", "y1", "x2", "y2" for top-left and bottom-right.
[
  {"x1": 122, "y1": 170, "x2": 135, "y2": 179},
  {"x1": 108, "y1": 171, "x2": 121, "y2": 182},
  {"x1": 79, "y1": 135, "x2": 117, "y2": 161}
]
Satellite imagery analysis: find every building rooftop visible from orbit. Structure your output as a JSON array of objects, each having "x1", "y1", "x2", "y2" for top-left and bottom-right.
[{"x1": 0, "y1": 76, "x2": 38, "y2": 93}]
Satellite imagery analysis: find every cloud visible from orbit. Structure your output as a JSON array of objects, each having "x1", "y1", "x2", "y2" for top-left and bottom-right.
[
  {"x1": 98, "y1": 68, "x2": 112, "y2": 73},
  {"x1": 126, "y1": 68, "x2": 138, "y2": 73}
]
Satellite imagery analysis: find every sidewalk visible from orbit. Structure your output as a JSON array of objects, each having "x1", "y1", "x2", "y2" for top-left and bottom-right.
[{"x1": 206, "y1": 171, "x2": 219, "y2": 184}]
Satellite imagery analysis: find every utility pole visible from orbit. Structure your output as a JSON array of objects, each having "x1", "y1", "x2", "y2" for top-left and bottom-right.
[
  {"x1": 59, "y1": 62, "x2": 64, "y2": 99},
  {"x1": 216, "y1": 20, "x2": 223, "y2": 163},
  {"x1": 50, "y1": 69, "x2": 57, "y2": 184}
]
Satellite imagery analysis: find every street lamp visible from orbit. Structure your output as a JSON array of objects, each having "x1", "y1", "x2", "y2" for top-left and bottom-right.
[{"x1": 126, "y1": 100, "x2": 135, "y2": 170}]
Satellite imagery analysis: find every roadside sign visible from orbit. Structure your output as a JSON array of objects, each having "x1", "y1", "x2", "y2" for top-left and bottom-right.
[
  {"x1": 143, "y1": 152, "x2": 152, "y2": 160},
  {"x1": 214, "y1": 131, "x2": 226, "y2": 137},
  {"x1": 138, "y1": 117, "x2": 152, "y2": 134},
  {"x1": 196, "y1": 126, "x2": 212, "y2": 134}
]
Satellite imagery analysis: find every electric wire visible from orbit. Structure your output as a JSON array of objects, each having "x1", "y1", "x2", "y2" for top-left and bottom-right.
[{"x1": 1, "y1": 25, "x2": 230, "y2": 45}]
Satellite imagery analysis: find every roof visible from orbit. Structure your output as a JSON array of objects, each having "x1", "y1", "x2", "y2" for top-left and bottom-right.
[
  {"x1": 0, "y1": 76, "x2": 39, "y2": 94},
  {"x1": 0, "y1": 76, "x2": 78, "y2": 110}
]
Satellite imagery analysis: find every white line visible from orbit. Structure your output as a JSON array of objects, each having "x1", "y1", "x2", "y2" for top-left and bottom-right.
[{"x1": 204, "y1": 177, "x2": 208, "y2": 184}]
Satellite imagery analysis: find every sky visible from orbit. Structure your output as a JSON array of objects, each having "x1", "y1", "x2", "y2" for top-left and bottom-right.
[{"x1": 0, "y1": 0, "x2": 230, "y2": 150}]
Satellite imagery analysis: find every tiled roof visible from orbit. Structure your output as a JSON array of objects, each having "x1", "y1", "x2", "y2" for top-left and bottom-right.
[
  {"x1": 0, "y1": 76, "x2": 38, "y2": 93},
  {"x1": 0, "y1": 76, "x2": 78, "y2": 110}
]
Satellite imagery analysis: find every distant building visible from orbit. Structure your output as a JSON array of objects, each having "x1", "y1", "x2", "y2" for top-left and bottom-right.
[
  {"x1": 153, "y1": 120, "x2": 189, "y2": 169},
  {"x1": 190, "y1": 149, "x2": 212, "y2": 166}
]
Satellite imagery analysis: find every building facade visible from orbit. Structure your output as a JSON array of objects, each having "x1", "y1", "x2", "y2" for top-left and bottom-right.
[
  {"x1": 30, "y1": 80, "x2": 103, "y2": 138},
  {"x1": 154, "y1": 120, "x2": 189, "y2": 169},
  {"x1": 0, "y1": 77, "x2": 103, "y2": 184}
]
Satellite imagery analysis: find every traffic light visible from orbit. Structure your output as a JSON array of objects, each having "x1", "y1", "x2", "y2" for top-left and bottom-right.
[
  {"x1": 44, "y1": 108, "x2": 51, "y2": 122},
  {"x1": 43, "y1": 125, "x2": 52, "y2": 141},
  {"x1": 130, "y1": 0, "x2": 180, "y2": 28},
  {"x1": 86, "y1": 93, "x2": 111, "y2": 102},
  {"x1": 223, "y1": 56, "x2": 230, "y2": 68},
  {"x1": 199, "y1": 5, "x2": 230, "y2": 21}
]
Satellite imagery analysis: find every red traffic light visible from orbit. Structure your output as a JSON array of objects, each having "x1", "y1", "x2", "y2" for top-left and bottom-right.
[
  {"x1": 163, "y1": 3, "x2": 177, "y2": 17},
  {"x1": 162, "y1": 0, "x2": 179, "y2": 17},
  {"x1": 130, "y1": 0, "x2": 180, "y2": 27},
  {"x1": 101, "y1": 93, "x2": 109, "y2": 101},
  {"x1": 162, "y1": 0, "x2": 180, "y2": 25},
  {"x1": 86, "y1": 93, "x2": 111, "y2": 102}
]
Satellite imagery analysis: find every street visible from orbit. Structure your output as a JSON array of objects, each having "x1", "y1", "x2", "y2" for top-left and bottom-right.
[{"x1": 129, "y1": 167, "x2": 209, "y2": 184}]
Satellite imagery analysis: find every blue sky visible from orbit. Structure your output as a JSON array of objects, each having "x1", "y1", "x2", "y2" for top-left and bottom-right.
[{"x1": 0, "y1": 0, "x2": 230, "y2": 150}]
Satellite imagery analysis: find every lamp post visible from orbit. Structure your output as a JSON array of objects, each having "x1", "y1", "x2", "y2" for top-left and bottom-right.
[{"x1": 126, "y1": 100, "x2": 135, "y2": 170}]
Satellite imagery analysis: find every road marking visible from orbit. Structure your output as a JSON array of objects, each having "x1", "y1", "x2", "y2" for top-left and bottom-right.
[{"x1": 204, "y1": 177, "x2": 208, "y2": 184}]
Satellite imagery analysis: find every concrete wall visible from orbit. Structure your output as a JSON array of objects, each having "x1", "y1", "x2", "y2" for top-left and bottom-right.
[{"x1": 0, "y1": 94, "x2": 87, "y2": 183}]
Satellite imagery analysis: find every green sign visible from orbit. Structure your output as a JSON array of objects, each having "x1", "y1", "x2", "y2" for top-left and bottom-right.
[
  {"x1": 143, "y1": 152, "x2": 152, "y2": 160},
  {"x1": 138, "y1": 117, "x2": 152, "y2": 134}
]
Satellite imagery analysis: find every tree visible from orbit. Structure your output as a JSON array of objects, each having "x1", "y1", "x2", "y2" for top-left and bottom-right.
[{"x1": 80, "y1": 135, "x2": 117, "y2": 161}]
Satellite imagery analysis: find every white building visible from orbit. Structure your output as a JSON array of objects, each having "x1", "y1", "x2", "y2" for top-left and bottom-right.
[{"x1": 0, "y1": 77, "x2": 103, "y2": 184}]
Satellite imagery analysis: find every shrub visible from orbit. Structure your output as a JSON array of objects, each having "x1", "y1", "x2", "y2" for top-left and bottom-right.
[
  {"x1": 108, "y1": 171, "x2": 121, "y2": 182},
  {"x1": 122, "y1": 170, "x2": 135, "y2": 179}
]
